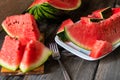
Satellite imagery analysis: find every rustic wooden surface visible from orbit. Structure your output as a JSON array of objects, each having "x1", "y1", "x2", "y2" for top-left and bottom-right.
[{"x1": 0, "y1": 0, "x2": 120, "y2": 80}]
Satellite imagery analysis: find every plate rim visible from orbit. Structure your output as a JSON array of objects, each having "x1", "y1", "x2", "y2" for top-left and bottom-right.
[{"x1": 55, "y1": 35, "x2": 120, "y2": 61}]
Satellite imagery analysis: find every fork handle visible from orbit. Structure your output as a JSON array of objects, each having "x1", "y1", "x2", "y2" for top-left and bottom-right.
[{"x1": 58, "y1": 60, "x2": 71, "y2": 80}]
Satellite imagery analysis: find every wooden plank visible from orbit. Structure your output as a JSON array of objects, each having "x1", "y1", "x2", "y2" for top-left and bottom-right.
[
  {"x1": 0, "y1": 65, "x2": 44, "y2": 75},
  {"x1": 94, "y1": 47, "x2": 120, "y2": 80},
  {"x1": 23, "y1": 56, "x2": 98, "y2": 80}
]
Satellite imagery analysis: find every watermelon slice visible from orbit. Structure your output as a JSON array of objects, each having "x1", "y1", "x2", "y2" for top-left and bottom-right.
[
  {"x1": 2, "y1": 13, "x2": 41, "y2": 46},
  {"x1": 89, "y1": 7, "x2": 112, "y2": 19},
  {"x1": 80, "y1": 17, "x2": 103, "y2": 23},
  {"x1": 112, "y1": 8, "x2": 120, "y2": 14},
  {"x1": 26, "y1": 0, "x2": 81, "y2": 21},
  {"x1": 47, "y1": 0, "x2": 81, "y2": 10},
  {"x1": 57, "y1": 19, "x2": 74, "y2": 41},
  {"x1": 0, "y1": 36, "x2": 23, "y2": 71},
  {"x1": 65, "y1": 8, "x2": 120, "y2": 50},
  {"x1": 90, "y1": 40, "x2": 112, "y2": 58},
  {"x1": 20, "y1": 40, "x2": 52, "y2": 73},
  {"x1": 57, "y1": 19, "x2": 74, "y2": 34}
]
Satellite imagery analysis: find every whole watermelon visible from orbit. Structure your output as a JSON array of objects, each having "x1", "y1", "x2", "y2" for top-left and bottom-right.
[{"x1": 26, "y1": 0, "x2": 81, "y2": 22}]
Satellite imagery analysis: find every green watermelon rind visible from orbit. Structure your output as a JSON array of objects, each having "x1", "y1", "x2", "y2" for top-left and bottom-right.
[
  {"x1": 26, "y1": 3, "x2": 62, "y2": 21},
  {"x1": 0, "y1": 59, "x2": 19, "y2": 71},
  {"x1": 57, "y1": 31, "x2": 68, "y2": 42},
  {"x1": 1, "y1": 24, "x2": 17, "y2": 38},
  {"x1": 26, "y1": 0, "x2": 81, "y2": 21},
  {"x1": 19, "y1": 48, "x2": 52, "y2": 73},
  {"x1": 64, "y1": 27, "x2": 91, "y2": 50}
]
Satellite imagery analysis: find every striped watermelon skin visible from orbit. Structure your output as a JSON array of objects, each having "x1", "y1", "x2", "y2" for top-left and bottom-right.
[
  {"x1": 26, "y1": 3, "x2": 64, "y2": 22},
  {"x1": 26, "y1": 0, "x2": 81, "y2": 22}
]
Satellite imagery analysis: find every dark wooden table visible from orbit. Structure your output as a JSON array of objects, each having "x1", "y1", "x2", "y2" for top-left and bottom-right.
[{"x1": 1, "y1": 0, "x2": 120, "y2": 80}]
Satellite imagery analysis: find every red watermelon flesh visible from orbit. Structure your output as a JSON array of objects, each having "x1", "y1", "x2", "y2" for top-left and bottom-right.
[
  {"x1": 65, "y1": 12, "x2": 120, "y2": 50},
  {"x1": 47, "y1": 0, "x2": 81, "y2": 10},
  {"x1": 0, "y1": 36, "x2": 23, "y2": 71},
  {"x1": 29, "y1": 0, "x2": 48, "y2": 8},
  {"x1": 29, "y1": 0, "x2": 81, "y2": 10},
  {"x1": 112, "y1": 8, "x2": 120, "y2": 14},
  {"x1": 89, "y1": 40, "x2": 112, "y2": 58},
  {"x1": 57, "y1": 18, "x2": 74, "y2": 33},
  {"x1": 89, "y1": 7, "x2": 112, "y2": 19},
  {"x1": 2, "y1": 13, "x2": 41, "y2": 46},
  {"x1": 20, "y1": 40, "x2": 52, "y2": 73}
]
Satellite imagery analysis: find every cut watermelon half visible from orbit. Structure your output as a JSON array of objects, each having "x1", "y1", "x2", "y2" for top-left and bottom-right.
[
  {"x1": 20, "y1": 40, "x2": 52, "y2": 73},
  {"x1": 26, "y1": 0, "x2": 81, "y2": 21},
  {"x1": 47, "y1": 0, "x2": 81, "y2": 10},
  {"x1": 2, "y1": 13, "x2": 41, "y2": 46},
  {"x1": 29, "y1": 0, "x2": 81, "y2": 10},
  {"x1": 0, "y1": 36, "x2": 23, "y2": 71}
]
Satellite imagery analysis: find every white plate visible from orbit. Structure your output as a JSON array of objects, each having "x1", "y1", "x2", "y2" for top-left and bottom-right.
[{"x1": 55, "y1": 36, "x2": 120, "y2": 61}]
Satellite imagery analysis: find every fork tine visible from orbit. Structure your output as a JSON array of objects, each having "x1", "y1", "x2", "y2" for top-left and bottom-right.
[
  {"x1": 52, "y1": 43, "x2": 59, "y2": 53},
  {"x1": 49, "y1": 43, "x2": 60, "y2": 57}
]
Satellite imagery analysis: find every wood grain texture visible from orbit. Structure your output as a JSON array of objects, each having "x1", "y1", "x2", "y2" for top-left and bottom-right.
[
  {"x1": 23, "y1": 56, "x2": 98, "y2": 80},
  {"x1": 0, "y1": 0, "x2": 119, "y2": 80},
  {"x1": 0, "y1": 65, "x2": 44, "y2": 75},
  {"x1": 94, "y1": 47, "x2": 120, "y2": 80}
]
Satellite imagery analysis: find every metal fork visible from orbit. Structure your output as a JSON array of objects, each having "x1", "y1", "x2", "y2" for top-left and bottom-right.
[{"x1": 49, "y1": 43, "x2": 71, "y2": 80}]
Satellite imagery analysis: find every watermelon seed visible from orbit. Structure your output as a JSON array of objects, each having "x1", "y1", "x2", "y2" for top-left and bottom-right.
[{"x1": 8, "y1": 23, "x2": 12, "y2": 26}]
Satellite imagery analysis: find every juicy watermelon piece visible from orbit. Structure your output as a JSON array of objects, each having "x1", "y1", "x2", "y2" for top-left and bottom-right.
[
  {"x1": 65, "y1": 11, "x2": 120, "y2": 50},
  {"x1": 89, "y1": 7, "x2": 112, "y2": 19},
  {"x1": 57, "y1": 18, "x2": 74, "y2": 33},
  {"x1": 2, "y1": 13, "x2": 41, "y2": 46},
  {"x1": 112, "y1": 8, "x2": 120, "y2": 14},
  {"x1": 26, "y1": 0, "x2": 81, "y2": 21},
  {"x1": 57, "y1": 18, "x2": 74, "y2": 41},
  {"x1": 0, "y1": 36, "x2": 23, "y2": 71},
  {"x1": 90, "y1": 40, "x2": 112, "y2": 58},
  {"x1": 20, "y1": 40, "x2": 52, "y2": 73}
]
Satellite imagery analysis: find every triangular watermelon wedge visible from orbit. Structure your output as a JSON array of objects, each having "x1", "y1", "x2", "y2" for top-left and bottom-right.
[
  {"x1": 20, "y1": 40, "x2": 52, "y2": 73},
  {"x1": 0, "y1": 36, "x2": 23, "y2": 71}
]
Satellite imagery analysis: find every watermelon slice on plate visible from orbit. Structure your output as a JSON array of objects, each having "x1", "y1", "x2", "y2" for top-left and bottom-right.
[
  {"x1": 55, "y1": 7, "x2": 120, "y2": 60},
  {"x1": 55, "y1": 36, "x2": 120, "y2": 61},
  {"x1": 57, "y1": 18, "x2": 74, "y2": 41}
]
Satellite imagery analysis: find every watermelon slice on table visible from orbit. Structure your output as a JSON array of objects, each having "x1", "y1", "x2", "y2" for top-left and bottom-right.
[
  {"x1": 26, "y1": 0, "x2": 81, "y2": 21},
  {"x1": 2, "y1": 13, "x2": 41, "y2": 46},
  {"x1": 0, "y1": 36, "x2": 23, "y2": 71},
  {"x1": 20, "y1": 40, "x2": 52, "y2": 73}
]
